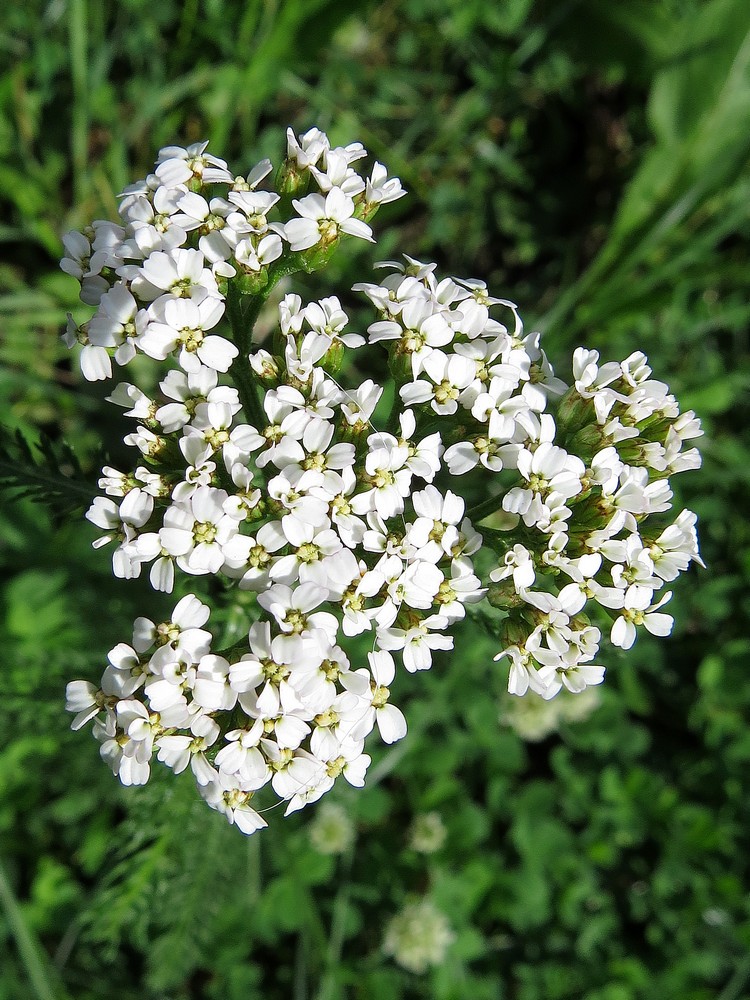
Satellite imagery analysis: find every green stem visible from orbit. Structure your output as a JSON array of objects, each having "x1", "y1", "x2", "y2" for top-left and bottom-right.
[
  {"x1": 466, "y1": 492, "x2": 506, "y2": 524},
  {"x1": 68, "y1": 0, "x2": 88, "y2": 205},
  {"x1": 226, "y1": 283, "x2": 269, "y2": 430},
  {"x1": 0, "y1": 858, "x2": 69, "y2": 1000},
  {"x1": 475, "y1": 524, "x2": 514, "y2": 547},
  {"x1": 315, "y1": 842, "x2": 356, "y2": 1000},
  {"x1": 293, "y1": 927, "x2": 309, "y2": 1000},
  {"x1": 384, "y1": 388, "x2": 404, "y2": 435},
  {"x1": 225, "y1": 250, "x2": 311, "y2": 427},
  {"x1": 231, "y1": 354, "x2": 267, "y2": 431},
  {"x1": 247, "y1": 834, "x2": 262, "y2": 906},
  {"x1": 224, "y1": 232, "x2": 353, "y2": 425}
]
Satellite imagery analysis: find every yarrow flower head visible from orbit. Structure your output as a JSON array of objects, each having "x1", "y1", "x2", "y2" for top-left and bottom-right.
[
  {"x1": 63, "y1": 127, "x2": 703, "y2": 836},
  {"x1": 383, "y1": 898, "x2": 455, "y2": 973}
]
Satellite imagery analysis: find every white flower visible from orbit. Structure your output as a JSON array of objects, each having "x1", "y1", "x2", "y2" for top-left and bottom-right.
[
  {"x1": 132, "y1": 594, "x2": 211, "y2": 657},
  {"x1": 286, "y1": 126, "x2": 329, "y2": 169},
  {"x1": 341, "y1": 379, "x2": 383, "y2": 428},
  {"x1": 234, "y1": 233, "x2": 283, "y2": 272},
  {"x1": 305, "y1": 296, "x2": 363, "y2": 347},
  {"x1": 146, "y1": 296, "x2": 237, "y2": 373},
  {"x1": 351, "y1": 442, "x2": 413, "y2": 520},
  {"x1": 215, "y1": 728, "x2": 269, "y2": 786},
  {"x1": 101, "y1": 642, "x2": 149, "y2": 697},
  {"x1": 309, "y1": 802, "x2": 355, "y2": 854},
  {"x1": 366, "y1": 651, "x2": 407, "y2": 744},
  {"x1": 88, "y1": 283, "x2": 152, "y2": 367},
  {"x1": 516, "y1": 442, "x2": 585, "y2": 501},
  {"x1": 227, "y1": 190, "x2": 280, "y2": 231},
  {"x1": 200, "y1": 771, "x2": 268, "y2": 835},
  {"x1": 63, "y1": 315, "x2": 113, "y2": 381},
  {"x1": 106, "y1": 382, "x2": 154, "y2": 420},
  {"x1": 267, "y1": 468, "x2": 329, "y2": 526},
  {"x1": 310, "y1": 148, "x2": 365, "y2": 198},
  {"x1": 383, "y1": 899, "x2": 455, "y2": 974},
  {"x1": 159, "y1": 487, "x2": 239, "y2": 575},
  {"x1": 537, "y1": 655, "x2": 605, "y2": 698},
  {"x1": 86, "y1": 490, "x2": 154, "y2": 578},
  {"x1": 401, "y1": 351, "x2": 476, "y2": 415},
  {"x1": 156, "y1": 366, "x2": 240, "y2": 433},
  {"x1": 378, "y1": 615, "x2": 452, "y2": 672},
  {"x1": 433, "y1": 562, "x2": 485, "y2": 621},
  {"x1": 365, "y1": 162, "x2": 406, "y2": 206},
  {"x1": 123, "y1": 185, "x2": 189, "y2": 254},
  {"x1": 495, "y1": 644, "x2": 546, "y2": 697},
  {"x1": 444, "y1": 435, "x2": 516, "y2": 475},
  {"x1": 283, "y1": 189, "x2": 373, "y2": 251},
  {"x1": 408, "y1": 486, "x2": 465, "y2": 562},
  {"x1": 611, "y1": 589, "x2": 673, "y2": 650},
  {"x1": 270, "y1": 518, "x2": 345, "y2": 587},
  {"x1": 155, "y1": 141, "x2": 233, "y2": 187},
  {"x1": 132, "y1": 248, "x2": 219, "y2": 303},
  {"x1": 369, "y1": 296, "x2": 453, "y2": 375},
  {"x1": 572, "y1": 347, "x2": 622, "y2": 398},
  {"x1": 65, "y1": 680, "x2": 110, "y2": 731},
  {"x1": 490, "y1": 544, "x2": 535, "y2": 590},
  {"x1": 649, "y1": 509, "x2": 704, "y2": 580},
  {"x1": 257, "y1": 583, "x2": 338, "y2": 662},
  {"x1": 471, "y1": 376, "x2": 529, "y2": 436}
]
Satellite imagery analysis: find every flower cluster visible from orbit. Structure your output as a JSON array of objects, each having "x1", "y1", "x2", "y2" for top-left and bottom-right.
[
  {"x1": 382, "y1": 897, "x2": 455, "y2": 973},
  {"x1": 63, "y1": 128, "x2": 703, "y2": 836},
  {"x1": 357, "y1": 261, "x2": 703, "y2": 698}
]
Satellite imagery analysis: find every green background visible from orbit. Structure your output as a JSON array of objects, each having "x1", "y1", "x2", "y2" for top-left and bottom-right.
[{"x1": 1, "y1": 1, "x2": 749, "y2": 997}]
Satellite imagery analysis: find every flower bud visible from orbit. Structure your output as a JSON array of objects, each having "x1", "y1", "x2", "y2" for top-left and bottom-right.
[
  {"x1": 488, "y1": 583, "x2": 523, "y2": 610},
  {"x1": 557, "y1": 388, "x2": 595, "y2": 434},
  {"x1": 320, "y1": 339, "x2": 345, "y2": 377}
]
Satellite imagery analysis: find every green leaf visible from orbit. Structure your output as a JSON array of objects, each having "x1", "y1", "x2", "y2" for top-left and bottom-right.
[{"x1": 0, "y1": 430, "x2": 97, "y2": 522}]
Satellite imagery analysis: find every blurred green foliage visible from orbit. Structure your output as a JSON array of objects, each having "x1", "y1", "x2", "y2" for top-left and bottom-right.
[{"x1": 1, "y1": 0, "x2": 749, "y2": 998}]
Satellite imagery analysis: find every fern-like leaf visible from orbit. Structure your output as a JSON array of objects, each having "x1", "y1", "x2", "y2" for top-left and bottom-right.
[{"x1": 0, "y1": 430, "x2": 98, "y2": 521}]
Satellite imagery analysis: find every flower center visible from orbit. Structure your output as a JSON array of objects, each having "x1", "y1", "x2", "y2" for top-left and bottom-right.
[
  {"x1": 269, "y1": 747, "x2": 294, "y2": 772},
  {"x1": 156, "y1": 621, "x2": 181, "y2": 645},
  {"x1": 193, "y1": 521, "x2": 217, "y2": 544},
  {"x1": 428, "y1": 520, "x2": 447, "y2": 542},
  {"x1": 322, "y1": 658, "x2": 341, "y2": 681},
  {"x1": 318, "y1": 218, "x2": 339, "y2": 243},
  {"x1": 172, "y1": 277, "x2": 196, "y2": 297},
  {"x1": 333, "y1": 495, "x2": 351, "y2": 516},
  {"x1": 435, "y1": 581, "x2": 456, "y2": 605},
  {"x1": 399, "y1": 331, "x2": 425, "y2": 354},
  {"x1": 371, "y1": 683, "x2": 390, "y2": 709},
  {"x1": 303, "y1": 452, "x2": 326, "y2": 472},
  {"x1": 179, "y1": 326, "x2": 204, "y2": 351},
  {"x1": 249, "y1": 544, "x2": 270, "y2": 568},
  {"x1": 261, "y1": 658, "x2": 289, "y2": 683},
  {"x1": 204, "y1": 428, "x2": 229, "y2": 448},
  {"x1": 528, "y1": 474, "x2": 548, "y2": 493},
  {"x1": 285, "y1": 609, "x2": 307, "y2": 633},
  {"x1": 314, "y1": 708, "x2": 339, "y2": 728},
  {"x1": 434, "y1": 380, "x2": 458, "y2": 404},
  {"x1": 297, "y1": 542, "x2": 320, "y2": 564},
  {"x1": 224, "y1": 788, "x2": 251, "y2": 809},
  {"x1": 373, "y1": 468, "x2": 395, "y2": 489},
  {"x1": 326, "y1": 756, "x2": 346, "y2": 777}
]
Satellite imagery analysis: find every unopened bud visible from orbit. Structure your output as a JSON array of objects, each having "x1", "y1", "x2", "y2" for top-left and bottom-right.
[
  {"x1": 321, "y1": 340, "x2": 345, "y2": 377},
  {"x1": 488, "y1": 583, "x2": 523, "y2": 610},
  {"x1": 276, "y1": 159, "x2": 308, "y2": 197}
]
